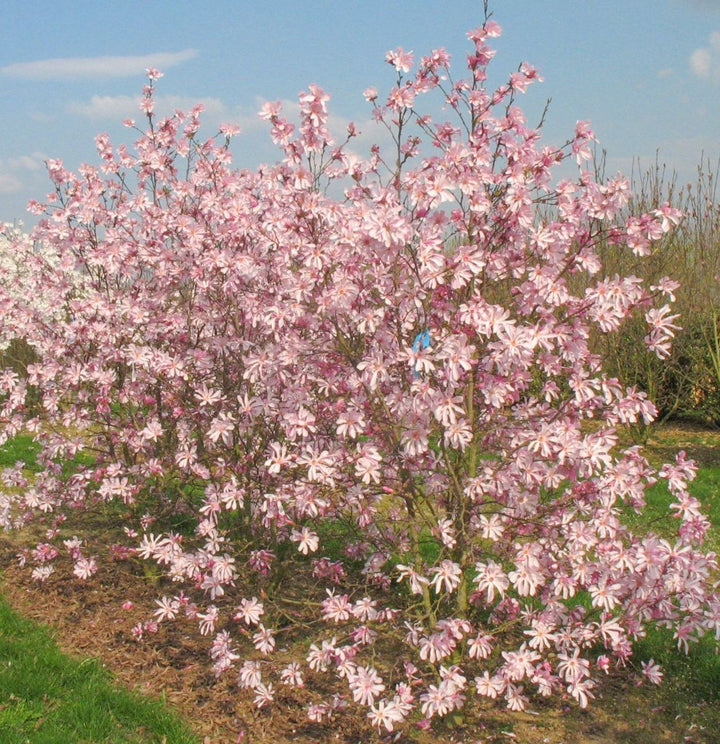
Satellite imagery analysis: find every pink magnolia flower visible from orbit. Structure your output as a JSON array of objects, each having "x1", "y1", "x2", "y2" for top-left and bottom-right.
[
  {"x1": 280, "y1": 663, "x2": 304, "y2": 687},
  {"x1": 154, "y1": 596, "x2": 180, "y2": 621},
  {"x1": 238, "y1": 661, "x2": 262, "y2": 689},
  {"x1": 72, "y1": 556, "x2": 97, "y2": 580},
  {"x1": 233, "y1": 597, "x2": 264, "y2": 626},
  {"x1": 291, "y1": 526, "x2": 319, "y2": 554},
  {"x1": 2, "y1": 19, "x2": 716, "y2": 736},
  {"x1": 252, "y1": 624, "x2": 275, "y2": 655},
  {"x1": 641, "y1": 659, "x2": 664, "y2": 685},
  {"x1": 348, "y1": 665, "x2": 385, "y2": 705},
  {"x1": 385, "y1": 47, "x2": 414, "y2": 73},
  {"x1": 367, "y1": 698, "x2": 407, "y2": 732},
  {"x1": 429, "y1": 559, "x2": 462, "y2": 594},
  {"x1": 474, "y1": 560, "x2": 509, "y2": 603},
  {"x1": 475, "y1": 671, "x2": 505, "y2": 699},
  {"x1": 321, "y1": 590, "x2": 352, "y2": 623},
  {"x1": 197, "y1": 605, "x2": 219, "y2": 636}
]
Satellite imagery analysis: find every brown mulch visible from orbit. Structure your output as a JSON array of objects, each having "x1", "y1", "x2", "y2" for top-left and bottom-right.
[
  {"x1": 1, "y1": 541, "x2": 239, "y2": 743},
  {"x1": 1, "y1": 538, "x2": 714, "y2": 744},
  {"x1": 0, "y1": 537, "x2": 355, "y2": 744},
  {"x1": 2, "y1": 415, "x2": 720, "y2": 744}
]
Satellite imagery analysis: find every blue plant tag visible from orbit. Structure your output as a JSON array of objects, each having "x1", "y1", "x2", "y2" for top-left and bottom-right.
[
  {"x1": 412, "y1": 329, "x2": 431, "y2": 378},
  {"x1": 412, "y1": 329, "x2": 431, "y2": 352}
]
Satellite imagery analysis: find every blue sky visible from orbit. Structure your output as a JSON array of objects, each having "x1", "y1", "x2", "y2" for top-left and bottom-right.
[{"x1": 2, "y1": 0, "x2": 720, "y2": 224}]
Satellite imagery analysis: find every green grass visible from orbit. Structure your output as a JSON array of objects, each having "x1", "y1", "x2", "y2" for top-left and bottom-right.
[
  {"x1": 636, "y1": 628, "x2": 720, "y2": 702},
  {"x1": 621, "y1": 462, "x2": 720, "y2": 550},
  {"x1": 682, "y1": 465, "x2": 720, "y2": 551},
  {"x1": 618, "y1": 445, "x2": 720, "y2": 733},
  {"x1": 0, "y1": 434, "x2": 40, "y2": 472},
  {"x1": 0, "y1": 594, "x2": 198, "y2": 744},
  {"x1": 627, "y1": 626, "x2": 720, "y2": 742}
]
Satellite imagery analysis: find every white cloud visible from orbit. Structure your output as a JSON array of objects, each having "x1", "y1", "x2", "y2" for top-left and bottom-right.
[
  {"x1": 0, "y1": 173, "x2": 23, "y2": 194},
  {"x1": 657, "y1": 67, "x2": 674, "y2": 79},
  {"x1": 0, "y1": 50, "x2": 198, "y2": 81},
  {"x1": 0, "y1": 153, "x2": 49, "y2": 197},
  {"x1": 691, "y1": 48, "x2": 712, "y2": 77},
  {"x1": 67, "y1": 94, "x2": 142, "y2": 120},
  {"x1": 690, "y1": 31, "x2": 720, "y2": 79},
  {"x1": 68, "y1": 94, "x2": 227, "y2": 121},
  {"x1": 8, "y1": 153, "x2": 46, "y2": 172}
]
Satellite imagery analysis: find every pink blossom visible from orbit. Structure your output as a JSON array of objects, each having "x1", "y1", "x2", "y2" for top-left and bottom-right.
[
  {"x1": 348, "y1": 665, "x2": 385, "y2": 705},
  {"x1": 307, "y1": 638, "x2": 337, "y2": 672},
  {"x1": 321, "y1": 590, "x2": 352, "y2": 623},
  {"x1": 31, "y1": 565, "x2": 54, "y2": 582},
  {"x1": 197, "y1": 605, "x2": 219, "y2": 636},
  {"x1": 429, "y1": 559, "x2": 462, "y2": 594},
  {"x1": 139, "y1": 419, "x2": 163, "y2": 443},
  {"x1": 557, "y1": 648, "x2": 591, "y2": 685},
  {"x1": 72, "y1": 556, "x2": 97, "y2": 580},
  {"x1": 219, "y1": 123, "x2": 240, "y2": 138},
  {"x1": 291, "y1": 526, "x2": 319, "y2": 554},
  {"x1": 233, "y1": 597, "x2": 264, "y2": 626},
  {"x1": 640, "y1": 659, "x2": 663, "y2": 685},
  {"x1": 154, "y1": 596, "x2": 180, "y2": 621},
  {"x1": 468, "y1": 633, "x2": 494, "y2": 660},
  {"x1": 385, "y1": 47, "x2": 414, "y2": 73},
  {"x1": 367, "y1": 698, "x2": 407, "y2": 732},
  {"x1": 352, "y1": 596, "x2": 378, "y2": 622},
  {"x1": 475, "y1": 671, "x2": 505, "y2": 699},
  {"x1": 387, "y1": 85, "x2": 416, "y2": 110},
  {"x1": 280, "y1": 663, "x2": 304, "y2": 687},
  {"x1": 248, "y1": 550, "x2": 275, "y2": 575},
  {"x1": 418, "y1": 631, "x2": 455, "y2": 663},
  {"x1": 238, "y1": 661, "x2": 262, "y2": 689},
  {"x1": 252, "y1": 624, "x2": 275, "y2": 654},
  {"x1": 474, "y1": 560, "x2": 509, "y2": 603},
  {"x1": 419, "y1": 678, "x2": 464, "y2": 719},
  {"x1": 210, "y1": 630, "x2": 239, "y2": 675},
  {"x1": 396, "y1": 564, "x2": 430, "y2": 595}
]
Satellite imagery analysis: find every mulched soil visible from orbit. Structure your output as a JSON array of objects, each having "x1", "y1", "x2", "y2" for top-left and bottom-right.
[
  {"x1": 2, "y1": 423, "x2": 719, "y2": 743},
  {"x1": 0, "y1": 533, "x2": 405, "y2": 744},
  {"x1": 2, "y1": 535, "x2": 714, "y2": 744},
  {"x1": 0, "y1": 541, "x2": 245, "y2": 743}
]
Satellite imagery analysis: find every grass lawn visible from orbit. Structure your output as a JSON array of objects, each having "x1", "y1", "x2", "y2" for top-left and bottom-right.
[
  {"x1": 618, "y1": 428, "x2": 720, "y2": 739},
  {"x1": 0, "y1": 593, "x2": 197, "y2": 744},
  {"x1": 0, "y1": 433, "x2": 40, "y2": 472}
]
